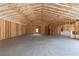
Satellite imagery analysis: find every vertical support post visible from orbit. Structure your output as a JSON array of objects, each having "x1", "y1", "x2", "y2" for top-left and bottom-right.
[{"x1": 74, "y1": 22, "x2": 76, "y2": 39}]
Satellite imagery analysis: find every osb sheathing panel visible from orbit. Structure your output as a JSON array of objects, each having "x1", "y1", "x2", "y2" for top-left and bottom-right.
[
  {"x1": 40, "y1": 24, "x2": 46, "y2": 34},
  {"x1": 76, "y1": 22, "x2": 79, "y2": 32},
  {"x1": 63, "y1": 24, "x2": 74, "y2": 31},
  {"x1": 25, "y1": 24, "x2": 33, "y2": 34},
  {"x1": 0, "y1": 20, "x2": 5, "y2": 40},
  {"x1": 50, "y1": 25, "x2": 61, "y2": 35},
  {"x1": 0, "y1": 19, "x2": 28, "y2": 40},
  {"x1": 18, "y1": 25, "x2": 23, "y2": 35},
  {"x1": 11, "y1": 22, "x2": 17, "y2": 37},
  {"x1": 5, "y1": 20, "x2": 10, "y2": 39}
]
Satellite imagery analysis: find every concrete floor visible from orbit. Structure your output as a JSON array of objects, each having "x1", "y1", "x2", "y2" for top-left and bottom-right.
[{"x1": 0, "y1": 34, "x2": 79, "y2": 56}]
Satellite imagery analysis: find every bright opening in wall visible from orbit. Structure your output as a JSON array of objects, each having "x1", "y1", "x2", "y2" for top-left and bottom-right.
[
  {"x1": 35, "y1": 28, "x2": 39, "y2": 33},
  {"x1": 32, "y1": 27, "x2": 40, "y2": 36}
]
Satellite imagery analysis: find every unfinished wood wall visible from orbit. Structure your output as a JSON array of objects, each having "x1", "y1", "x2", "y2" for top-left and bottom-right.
[
  {"x1": 25, "y1": 23, "x2": 62, "y2": 36},
  {"x1": 25, "y1": 23, "x2": 46, "y2": 34},
  {"x1": 0, "y1": 19, "x2": 27, "y2": 40},
  {"x1": 0, "y1": 19, "x2": 78, "y2": 40},
  {"x1": 63, "y1": 24, "x2": 74, "y2": 32},
  {"x1": 61, "y1": 23, "x2": 77, "y2": 38},
  {"x1": 76, "y1": 22, "x2": 79, "y2": 32},
  {"x1": 49, "y1": 25, "x2": 61, "y2": 36}
]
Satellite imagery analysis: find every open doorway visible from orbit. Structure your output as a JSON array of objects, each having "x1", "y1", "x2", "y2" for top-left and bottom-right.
[
  {"x1": 60, "y1": 24, "x2": 75, "y2": 38},
  {"x1": 32, "y1": 25, "x2": 41, "y2": 36},
  {"x1": 35, "y1": 26, "x2": 40, "y2": 34},
  {"x1": 35, "y1": 28, "x2": 39, "y2": 33}
]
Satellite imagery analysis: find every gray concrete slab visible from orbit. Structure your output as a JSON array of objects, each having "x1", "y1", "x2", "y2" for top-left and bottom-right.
[{"x1": 0, "y1": 34, "x2": 79, "y2": 56}]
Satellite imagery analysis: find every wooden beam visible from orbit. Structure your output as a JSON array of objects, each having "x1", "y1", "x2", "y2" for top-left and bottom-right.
[{"x1": 74, "y1": 22, "x2": 77, "y2": 38}]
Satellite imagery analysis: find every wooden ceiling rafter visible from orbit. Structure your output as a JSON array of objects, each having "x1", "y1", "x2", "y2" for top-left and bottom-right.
[
  {"x1": 43, "y1": 9, "x2": 73, "y2": 20},
  {"x1": 0, "y1": 4, "x2": 30, "y2": 25},
  {"x1": 14, "y1": 3, "x2": 38, "y2": 23},
  {"x1": 43, "y1": 5, "x2": 77, "y2": 18},
  {"x1": 44, "y1": 4, "x2": 79, "y2": 18},
  {"x1": 32, "y1": 5, "x2": 75, "y2": 19},
  {"x1": 0, "y1": 3, "x2": 78, "y2": 25}
]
